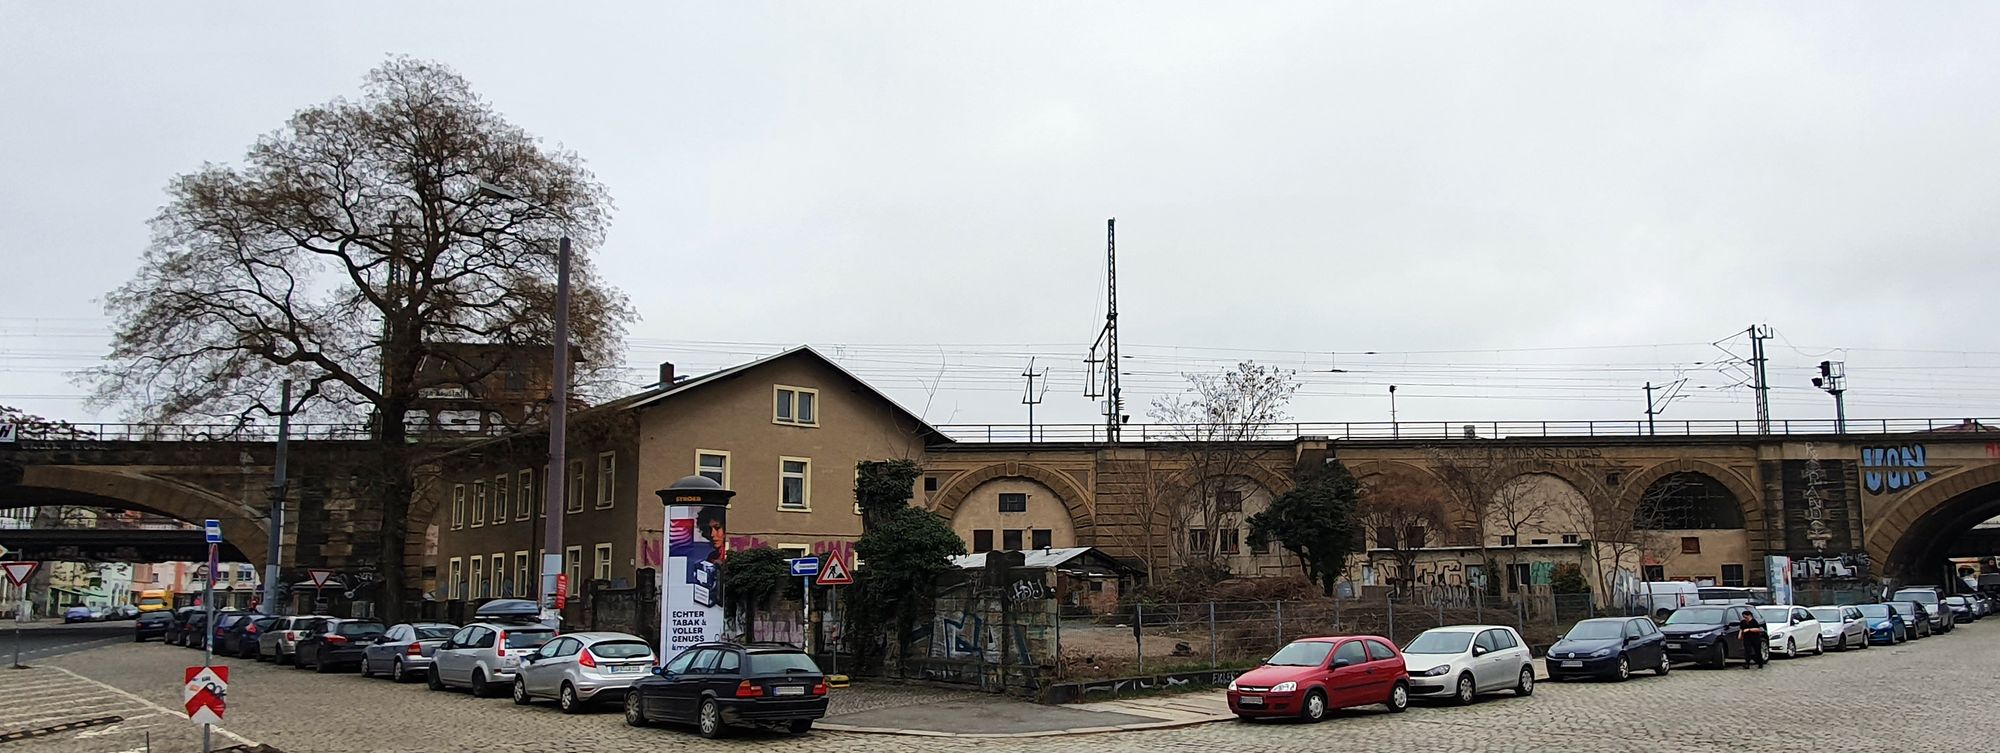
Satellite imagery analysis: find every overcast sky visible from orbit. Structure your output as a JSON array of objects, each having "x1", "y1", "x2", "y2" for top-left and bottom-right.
[{"x1": 5, "y1": 3, "x2": 2000, "y2": 434}]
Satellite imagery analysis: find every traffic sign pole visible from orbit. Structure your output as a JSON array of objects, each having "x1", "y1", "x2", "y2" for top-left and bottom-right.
[
  {"x1": 201, "y1": 519, "x2": 220, "y2": 753},
  {"x1": 5, "y1": 561, "x2": 42, "y2": 669}
]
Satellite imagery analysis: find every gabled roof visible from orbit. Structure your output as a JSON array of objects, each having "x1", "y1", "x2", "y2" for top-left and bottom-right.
[{"x1": 623, "y1": 345, "x2": 951, "y2": 443}]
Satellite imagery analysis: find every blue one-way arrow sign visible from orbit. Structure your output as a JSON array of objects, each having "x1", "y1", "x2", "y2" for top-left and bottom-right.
[
  {"x1": 203, "y1": 519, "x2": 222, "y2": 544},
  {"x1": 787, "y1": 557, "x2": 820, "y2": 577}
]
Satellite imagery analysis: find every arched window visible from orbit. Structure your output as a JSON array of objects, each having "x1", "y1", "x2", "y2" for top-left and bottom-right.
[{"x1": 1637, "y1": 472, "x2": 1742, "y2": 529}]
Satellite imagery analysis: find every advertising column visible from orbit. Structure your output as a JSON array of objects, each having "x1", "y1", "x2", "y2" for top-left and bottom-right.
[{"x1": 656, "y1": 476, "x2": 735, "y2": 658}]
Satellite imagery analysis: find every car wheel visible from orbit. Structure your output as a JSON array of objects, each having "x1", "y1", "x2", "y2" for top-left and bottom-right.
[
  {"x1": 1813, "y1": 636, "x2": 1825, "y2": 656},
  {"x1": 1301, "y1": 689, "x2": 1329, "y2": 722},
  {"x1": 428, "y1": 668, "x2": 446, "y2": 691},
  {"x1": 1613, "y1": 655, "x2": 1630, "y2": 681},
  {"x1": 391, "y1": 658, "x2": 406, "y2": 683},
  {"x1": 788, "y1": 719, "x2": 814, "y2": 734},
  {"x1": 513, "y1": 678, "x2": 532, "y2": 706},
  {"x1": 315, "y1": 648, "x2": 335, "y2": 673},
  {"x1": 1385, "y1": 682, "x2": 1410, "y2": 713},
  {"x1": 1516, "y1": 666, "x2": 1535, "y2": 696},
  {"x1": 698, "y1": 698, "x2": 728, "y2": 739},
  {"x1": 1655, "y1": 654, "x2": 1671, "y2": 676},
  {"x1": 1454, "y1": 673, "x2": 1476, "y2": 705},
  {"x1": 624, "y1": 693, "x2": 648, "y2": 727},
  {"x1": 360, "y1": 657, "x2": 375, "y2": 678},
  {"x1": 471, "y1": 669, "x2": 492, "y2": 698},
  {"x1": 559, "y1": 683, "x2": 581, "y2": 714},
  {"x1": 1784, "y1": 638, "x2": 1797, "y2": 659}
]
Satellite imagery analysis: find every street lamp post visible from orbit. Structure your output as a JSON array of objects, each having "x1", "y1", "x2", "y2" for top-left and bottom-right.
[{"x1": 477, "y1": 180, "x2": 571, "y2": 626}]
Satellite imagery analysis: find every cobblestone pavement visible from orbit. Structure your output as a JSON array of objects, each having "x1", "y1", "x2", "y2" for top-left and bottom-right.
[{"x1": 14, "y1": 621, "x2": 1999, "y2": 752}]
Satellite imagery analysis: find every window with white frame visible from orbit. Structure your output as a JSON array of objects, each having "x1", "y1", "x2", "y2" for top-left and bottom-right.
[
  {"x1": 514, "y1": 551, "x2": 530, "y2": 597},
  {"x1": 696, "y1": 450, "x2": 729, "y2": 486},
  {"x1": 780, "y1": 458, "x2": 811, "y2": 511},
  {"x1": 774, "y1": 385, "x2": 819, "y2": 426},
  {"x1": 565, "y1": 546, "x2": 583, "y2": 590},
  {"x1": 492, "y1": 554, "x2": 506, "y2": 596},
  {"x1": 469, "y1": 557, "x2": 485, "y2": 599},
  {"x1": 596, "y1": 452, "x2": 616, "y2": 509},
  {"x1": 447, "y1": 558, "x2": 463, "y2": 600},
  {"x1": 471, "y1": 480, "x2": 486, "y2": 527},
  {"x1": 594, "y1": 543, "x2": 613, "y2": 581},
  {"x1": 492, "y1": 474, "x2": 509, "y2": 522},
  {"x1": 516, "y1": 470, "x2": 534, "y2": 521},
  {"x1": 567, "y1": 460, "x2": 585, "y2": 513},
  {"x1": 451, "y1": 485, "x2": 466, "y2": 529}
]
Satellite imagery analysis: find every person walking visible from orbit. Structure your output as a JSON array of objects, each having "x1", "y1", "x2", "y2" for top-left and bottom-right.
[{"x1": 1738, "y1": 608, "x2": 1768, "y2": 669}]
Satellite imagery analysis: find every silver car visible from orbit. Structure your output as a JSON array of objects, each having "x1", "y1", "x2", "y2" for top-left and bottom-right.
[
  {"x1": 1809, "y1": 606, "x2": 1869, "y2": 650},
  {"x1": 511, "y1": 632, "x2": 657, "y2": 713},
  {"x1": 362, "y1": 622, "x2": 459, "y2": 682},
  {"x1": 1401, "y1": 625, "x2": 1535, "y2": 704},
  {"x1": 258, "y1": 615, "x2": 331, "y2": 665},
  {"x1": 427, "y1": 621, "x2": 557, "y2": 697}
]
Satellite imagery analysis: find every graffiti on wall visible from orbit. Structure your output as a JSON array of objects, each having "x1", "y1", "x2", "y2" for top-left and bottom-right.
[
  {"x1": 1781, "y1": 453, "x2": 1855, "y2": 554},
  {"x1": 1861, "y1": 444, "x2": 1931, "y2": 494},
  {"x1": 1791, "y1": 553, "x2": 1869, "y2": 580}
]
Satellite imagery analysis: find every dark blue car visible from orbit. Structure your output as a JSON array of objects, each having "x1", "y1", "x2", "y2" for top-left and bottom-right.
[
  {"x1": 1546, "y1": 617, "x2": 1669, "y2": 681},
  {"x1": 1855, "y1": 603, "x2": 1907, "y2": 644}
]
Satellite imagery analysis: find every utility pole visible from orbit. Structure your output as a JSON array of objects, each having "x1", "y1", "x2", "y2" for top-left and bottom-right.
[
  {"x1": 1085, "y1": 219, "x2": 1123, "y2": 442},
  {"x1": 1748, "y1": 324, "x2": 1772, "y2": 434},
  {"x1": 543, "y1": 235, "x2": 572, "y2": 628},
  {"x1": 1645, "y1": 382, "x2": 1656, "y2": 436},
  {"x1": 1389, "y1": 385, "x2": 1399, "y2": 438},
  {"x1": 1643, "y1": 378, "x2": 1685, "y2": 436},
  {"x1": 1020, "y1": 358, "x2": 1047, "y2": 442},
  {"x1": 1813, "y1": 360, "x2": 1848, "y2": 434},
  {"x1": 263, "y1": 380, "x2": 291, "y2": 615}
]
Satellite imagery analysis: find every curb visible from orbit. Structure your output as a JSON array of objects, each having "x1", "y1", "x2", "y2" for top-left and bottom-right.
[{"x1": 815, "y1": 714, "x2": 1234, "y2": 738}]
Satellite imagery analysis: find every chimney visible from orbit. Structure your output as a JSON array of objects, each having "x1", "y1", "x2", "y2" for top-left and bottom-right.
[{"x1": 659, "y1": 362, "x2": 676, "y2": 386}]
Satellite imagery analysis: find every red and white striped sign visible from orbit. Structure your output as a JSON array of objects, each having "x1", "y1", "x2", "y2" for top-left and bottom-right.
[{"x1": 183, "y1": 666, "x2": 228, "y2": 725}]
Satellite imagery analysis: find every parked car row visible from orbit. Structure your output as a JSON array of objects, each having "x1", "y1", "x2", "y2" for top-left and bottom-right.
[
  {"x1": 63, "y1": 604, "x2": 140, "y2": 622},
  {"x1": 137, "y1": 598, "x2": 831, "y2": 739},
  {"x1": 1224, "y1": 586, "x2": 1990, "y2": 723}
]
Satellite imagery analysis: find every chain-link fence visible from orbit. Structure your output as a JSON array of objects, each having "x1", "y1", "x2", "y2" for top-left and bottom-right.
[{"x1": 1059, "y1": 589, "x2": 1608, "y2": 679}]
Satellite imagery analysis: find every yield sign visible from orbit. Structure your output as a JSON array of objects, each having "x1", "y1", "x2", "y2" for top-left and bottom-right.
[
  {"x1": 1, "y1": 562, "x2": 37, "y2": 587},
  {"x1": 183, "y1": 666, "x2": 228, "y2": 725},
  {"x1": 816, "y1": 550, "x2": 853, "y2": 586},
  {"x1": 307, "y1": 569, "x2": 336, "y2": 589}
]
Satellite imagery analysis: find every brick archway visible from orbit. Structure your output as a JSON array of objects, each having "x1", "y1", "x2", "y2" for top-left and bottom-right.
[
  {"x1": 932, "y1": 462, "x2": 1095, "y2": 543},
  {"x1": 1867, "y1": 463, "x2": 2000, "y2": 574},
  {"x1": 1350, "y1": 460, "x2": 1471, "y2": 527},
  {"x1": 1617, "y1": 459, "x2": 1764, "y2": 541},
  {"x1": 15, "y1": 465, "x2": 270, "y2": 568}
]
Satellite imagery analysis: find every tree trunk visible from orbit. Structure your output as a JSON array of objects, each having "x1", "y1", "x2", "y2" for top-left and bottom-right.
[{"x1": 374, "y1": 400, "x2": 414, "y2": 625}]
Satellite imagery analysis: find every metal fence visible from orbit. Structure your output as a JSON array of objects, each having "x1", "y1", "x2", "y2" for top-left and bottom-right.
[
  {"x1": 934, "y1": 417, "x2": 1999, "y2": 443},
  {"x1": 1055, "y1": 590, "x2": 1607, "y2": 680}
]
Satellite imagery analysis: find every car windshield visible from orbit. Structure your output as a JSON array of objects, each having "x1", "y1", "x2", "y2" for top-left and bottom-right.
[
  {"x1": 1755, "y1": 607, "x2": 1791, "y2": 623},
  {"x1": 336, "y1": 622, "x2": 386, "y2": 636},
  {"x1": 504, "y1": 630, "x2": 553, "y2": 649},
  {"x1": 748, "y1": 652, "x2": 822, "y2": 674},
  {"x1": 138, "y1": 597, "x2": 166, "y2": 607},
  {"x1": 1891, "y1": 603, "x2": 1917, "y2": 615},
  {"x1": 1895, "y1": 590, "x2": 1938, "y2": 604},
  {"x1": 1946, "y1": 597, "x2": 1967, "y2": 605},
  {"x1": 1664, "y1": 606, "x2": 1727, "y2": 625},
  {"x1": 1266, "y1": 641, "x2": 1336, "y2": 666},
  {"x1": 1856, "y1": 604, "x2": 1891, "y2": 618},
  {"x1": 1403, "y1": 631, "x2": 1474, "y2": 654},
  {"x1": 588, "y1": 640, "x2": 652, "y2": 659},
  {"x1": 414, "y1": 626, "x2": 456, "y2": 640},
  {"x1": 1809, "y1": 608, "x2": 1844, "y2": 622},
  {"x1": 1564, "y1": 621, "x2": 1626, "y2": 640}
]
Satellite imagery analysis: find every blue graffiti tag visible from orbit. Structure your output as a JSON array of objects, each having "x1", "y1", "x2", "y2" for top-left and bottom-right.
[{"x1": 1861, "y1": 444, "x2": 1930, "y2": 494}]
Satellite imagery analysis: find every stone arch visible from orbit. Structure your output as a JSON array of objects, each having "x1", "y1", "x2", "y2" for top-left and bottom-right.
[
  {"x1": 14, "y1": 465, "x2": 270, "y2": 568},
  {"x1": 1616, "y1": 459, "x2": 1763, "y2": 540},
  {"x1": 932, "y1": 462, "x2": 1095, "y2": 542},
  {"x1": 1350, "y1": 460, "x2": 1473, "y2": 532},
  {"x1": 1867, "y1": 463, "x2": 2000, "y2": 576}
]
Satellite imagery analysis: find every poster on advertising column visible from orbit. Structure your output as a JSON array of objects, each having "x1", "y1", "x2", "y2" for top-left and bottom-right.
[{"x1": 660, "y1": 486, "x2": 731, "y2": 657}]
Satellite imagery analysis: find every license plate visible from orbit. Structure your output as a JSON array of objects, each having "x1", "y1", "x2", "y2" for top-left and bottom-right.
[
  {"x1": 1560, "y1": 661, "x2": 1582, "y2": 668},
  {"x1": 775, "y1": 686, "x2": 805, "y2": 697},
  {"x1": 610, "y1": 665, "x2": 644, "y2": 674},
  {"x1": 1666, "y1": 643, "x2": 1682, "y2": 650},
  {"x1": 1238, "y1": 695, "x2": 1263, "y2": 705}
]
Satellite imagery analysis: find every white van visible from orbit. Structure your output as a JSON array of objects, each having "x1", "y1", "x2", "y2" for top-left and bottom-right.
[{"x1": 1630, "y1": 581, "x2": 1700, "y2": 619}]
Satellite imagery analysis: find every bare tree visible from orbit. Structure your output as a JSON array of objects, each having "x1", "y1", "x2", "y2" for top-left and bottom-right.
[
  {"x1": 1426, "y1": 446, "x2": 1551, "y2": 595},
  {"x1": 1147, "y1": 361, "x2": 1298, "y2": 571},
  {"x1": 1560, "y1": 474, "x2": 1688, "y2": 610},
  {"x1": 84, "y1": 59, "x2": 635, "y2": 622},
  {"x1": 1355, "y1": 473, "x2": 1450, "y2": 593}
]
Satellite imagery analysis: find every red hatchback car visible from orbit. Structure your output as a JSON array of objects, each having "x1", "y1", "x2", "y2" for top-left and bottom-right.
[{"x1": 1227, "y1": 635, "x2": 1411, "y2": 722}]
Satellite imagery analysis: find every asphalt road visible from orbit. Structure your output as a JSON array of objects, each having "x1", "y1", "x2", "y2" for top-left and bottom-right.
[{"x1": 4, "y1": 621, "x2": 131, "y2": 665}]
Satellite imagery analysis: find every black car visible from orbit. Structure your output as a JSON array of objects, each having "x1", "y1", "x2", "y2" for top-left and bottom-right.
[
  {"x1": 1546, "y1": 616, "x2": 1669, "y2": 681},
  {"x1": 1659, "y1": 604, "x2": 1764, "y2": 667},
  {"x1": 180, "y1": 611, "x2": 212, "y2": 649},
  {"x1": 162, "y1": 607, "x2": 202, "y2": 646},
  {"x1": 134, "y1": 611, "x2": 174, "y2": 642},
  {"x1": 294, "y1": 618, "x2": 387, "y2": 673},
  {"x1": 224, "y1": 616, "x2": 279, "y2": 659},
  {"x1": 213, "y1": 612, "x2": 265, "y2": 656},
  {"x1": 625, "y1": 642, "x2": 829, "y2": 738}
]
